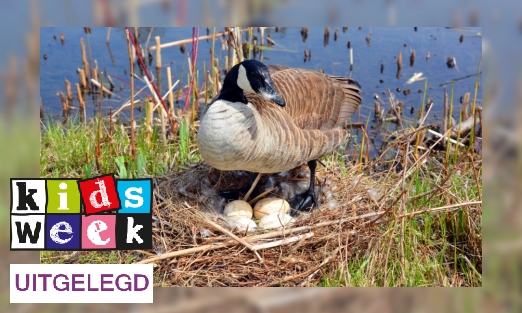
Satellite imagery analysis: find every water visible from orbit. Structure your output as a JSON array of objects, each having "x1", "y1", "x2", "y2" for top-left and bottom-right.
[{"x1": 40, "y1": 27, "x2": 482, "y2": 152}]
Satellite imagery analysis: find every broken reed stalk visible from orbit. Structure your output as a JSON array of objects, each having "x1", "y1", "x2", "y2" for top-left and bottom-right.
[
  {"x1": 229, "y1": 27, "x2": 244, "y2": 63},
  {"x1": 58, "y1": 91, "x2": 67, "y2": 110},
  {"x1": 78, "y1": 69, "x2": 87, "y2": 89},
  {"x1": 149, "y1": 28, "x2": 249, "y2": 51},
  {"x1": 374, "y1": 101, "x2": 380, "y2": 118},
  {"x1": 95, "y1": 74, "x2": 104, "y2": 171},
  {"x1": 76, "y1": 83, "x2": 86, "y2": 125},
  {"x1": 397, "y1": 51, "x2": 403, "y2": 69},
  {"x1": 144, "y1": 75, "x2": 167, "y2": 145},
  {"x1": 453, "y1": 108, "x2": 464, "y2": 162},
  {"x1": 75, "y1": 83, "x2": 84, "y2": 109},
  {"x1": 414, "y1": 79, "x2": 428, "y2": 157},
  {"x1": 227, "y1": 35, "x2": 233, "y2": 71},
  {"x1": 204, "y1": 62, "x2": 209, "y2": 107},
  {"x1": 462, "y1": 92, "x2": 470, "y2": 120},
  {"x1": 80, "y1": 38, "x2": 90, "y2": 89},
  {"x1": 469, "y1": 53, "x2": 482, "y2": 152},
  {"x1": 126, "y1": 29, "x2": 136, "y2": 160},
  {"x1": 445, "y1": 82, "x2": 455, "y2": 166},
  {"x1": 92, "y1": 60, "x2": 99, "y2": 90},
  {"x1": 242, "y1": 173, "x2": 262, "y2": 201},
  {"x1": 251, "y1": 232, "x2": 314, "y2": 251},
  {"x1": 65, "y1": 79, "x2": 73, "y2": 104},
  {"x1": 443, "y1": 86, "x2": 448, "y2": 142},
  {"x1": 248, "y1": 27, "x2": 254, "y2": 59},
  {"x1": 211, "y1": 27, "x2": 217, "y2": 92},
  {"x1": 166, "y1": 66, "x2": 175, "y2": 118},
  {"x1": 106, "y1": 27, "x2": 111, "y2": 44},
  {"x1": 248, "y1": 187, "x2": 278, "y2": 206},
  {"x1": 90, "y1": 79, "x2": 117, "y2": 97},
  {"x1": 427, "y1": 130, "x2": 465, "y2": 147},
  {"x1": 182, "y1": 27, "x2": 200, "y2": 113},
  {"x1": 107, "y1": 74, "x2": 115, "y2": 89},
  {"x1": 155, "y1": 36, "x2": 162, "y2": 95},
  {"x1": 357, "y1": 115, "x2": 369, "y2": 165}
]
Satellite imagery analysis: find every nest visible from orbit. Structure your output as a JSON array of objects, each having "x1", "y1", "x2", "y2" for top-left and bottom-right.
[{"x1": 142, "y1": 161, "x2": 386, "y2": 287}]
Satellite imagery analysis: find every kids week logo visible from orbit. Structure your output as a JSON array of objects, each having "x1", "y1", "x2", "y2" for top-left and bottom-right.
[{"x1": 10, "y1": 174, "x2": 153, "y2": 251}]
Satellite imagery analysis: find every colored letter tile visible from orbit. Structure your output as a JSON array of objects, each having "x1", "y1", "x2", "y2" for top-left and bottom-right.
[
  {"x1": 45, "y1": 215, "x2": 81, "y2": 250},
  {"x1": 46, "y1": 179, "x2": 81, "y2": 214},
  {"x1": 116, "y1": 179, "x2": 152, "y2": 214},
  {"x1": 11, "y1": 179, "x2": 46, "y2": 214},
  {"x1": 116, "y1": 214, "x2": 152, "y2": 250},
  {"x1": 78, "y1": 175, "x2": 120, "y2": 214},
  {"x1": 11, "y1": 215, "x2": 45, "y2": 250},
  {"x1": 82, "y1": 214, "x2": 116, "y2": 249}
]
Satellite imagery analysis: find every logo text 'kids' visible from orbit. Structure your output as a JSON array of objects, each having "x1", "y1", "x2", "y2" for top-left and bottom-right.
[{"x1": 10, "y1": 175, "x2": 153, "y2": 251}]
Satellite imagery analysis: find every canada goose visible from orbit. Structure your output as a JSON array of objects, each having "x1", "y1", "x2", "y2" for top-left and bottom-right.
[{"x1": 197, "y1": 60, "x2": 362, "y2": 213}]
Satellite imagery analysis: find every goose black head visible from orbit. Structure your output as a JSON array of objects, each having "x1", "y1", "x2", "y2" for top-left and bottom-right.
[{"x1": 221, "y1": 59, "x2": 286, "y2": 107}]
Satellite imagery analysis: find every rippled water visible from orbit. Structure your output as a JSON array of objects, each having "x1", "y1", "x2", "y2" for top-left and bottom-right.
[{"x1": 40, "y1": 27, "x2": 482, "y2": 155}]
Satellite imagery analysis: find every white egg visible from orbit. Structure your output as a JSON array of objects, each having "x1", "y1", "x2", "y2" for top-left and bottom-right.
[
  {"x1": 253, "y1": 198, "x2": 291, "y2": 219},
  {"x1": 228, "y1": 216, "x2": 257, "y2": 231},
  {"x1": 223, "y1": 200, "x2": 253, "y2": 219},
  {"x1": 258, "y1": 213, "x2": 294, "y2": 230}
]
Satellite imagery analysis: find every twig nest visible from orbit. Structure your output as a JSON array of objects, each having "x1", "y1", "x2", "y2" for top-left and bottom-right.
[
  {"x1": 228, "y1": 216, "x2": 257, "y2": 232},
  {"x1": 223, "y1": 200, "x2": 253, "y2": 219},
  {"x1": 258, "y1": 213, "x2": 294, "y2": 230},
  {"x1": 253, "y1": 198, "x2": 290, "y2": 219}
]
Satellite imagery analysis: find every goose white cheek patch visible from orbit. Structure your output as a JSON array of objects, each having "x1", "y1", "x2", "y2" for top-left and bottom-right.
[{"x1": 237, "y1": 65, "x2": 255, "y2": 93}]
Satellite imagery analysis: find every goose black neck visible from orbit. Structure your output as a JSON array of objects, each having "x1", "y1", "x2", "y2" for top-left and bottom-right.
[
  {"x1": 218, "y1": 85, "x2": 248, "y2": 104},
  {"x1": 218, "y1": 66, "x2": 248, "y2": 104}
]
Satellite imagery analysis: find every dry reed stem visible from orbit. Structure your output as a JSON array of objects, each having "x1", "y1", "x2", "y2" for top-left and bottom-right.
[
  {"x1": 149, "y1": 28, "x2": 249, "y2": 50},
  {"x1": 78, "y1": 68, "x2": 87, "y2": 88},
  {"x1": 202, "y1": 218, "x2": 263, "y2": 263},
  {"x1": 248, "y1": 187, "x2": 278, "y2": 206},
  {"x1": 57, "y1": 91, "x2": 67, "y2": 110},
  {"x1": 65, "y1": 79, "x2": 73, "y2": 102},
  {"x1": 75, "y1": 83, "x2": 84, "y2": 108},
  {"x1": 90, "y1": 79, "x2": 118, "y2": 97},
  {"x1": 251, "y1": 232, "x2": 314, "y2": 251},
  {"x1": 80, "y1": 38, "x2": 90, "y2": 88},
  {"x1": 167, "y1": 66, "x2": 175, "y2": 117},
  {"x1": 243, "y1": 173, "x2": 262, "y2": 201},
  {"x1": 155, "y1": 36, "x2": 162, "y2": 69},
  {"x1": 126, "y1": 29, "x2": 136, "y2": 160}
]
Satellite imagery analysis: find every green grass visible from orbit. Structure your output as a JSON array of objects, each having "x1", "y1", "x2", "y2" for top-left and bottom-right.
[
  {"x1": 40, "y1": 115, "x2": 201, "y2": 179},
  {"x1": 317, "y1": 159, "x2": 481, "y2": 287}
]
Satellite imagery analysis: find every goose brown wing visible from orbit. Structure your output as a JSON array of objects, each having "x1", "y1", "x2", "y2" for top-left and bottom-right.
[
  {"x1": 269, "y1": 68, "x2": 362, "y2": 131},
  {"x1": 267, "y1": 64, "x2": 291, "y2": 74}
]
